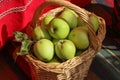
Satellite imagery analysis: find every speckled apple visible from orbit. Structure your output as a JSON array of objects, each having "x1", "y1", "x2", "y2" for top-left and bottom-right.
[{"x1": 33, "y1": 39, "x2": 54, "y2": 62}]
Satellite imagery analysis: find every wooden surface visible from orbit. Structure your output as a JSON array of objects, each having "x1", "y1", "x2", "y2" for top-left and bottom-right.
[{"x1": 0, "y1": 51, "x2": 29, "y2": 80}]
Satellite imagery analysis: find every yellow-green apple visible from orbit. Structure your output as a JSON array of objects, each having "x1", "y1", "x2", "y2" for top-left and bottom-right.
[
  {"x1": 48, "y1": 56, "x2": 61, "y2": 65},
  {"x1": 33, "y1": 39, "x2": 54, "y2": 62},
  {"x1": 64, "y1": 8, "x2": 86, "y2": 27},
  {"x1": 55, "y1": 39, "x2": 76, "y2": 61},
  {"x1": 32, "y1": 25, "x2": 51, "y2": 41},
  {"x1": 89, "y1": 14, "x2": 100, "y2": 32},
  {"x1": 64, "y1": 8, "x2": 78, "y2": 17},
  {"x1": 48, "y1": 18, "x2": 70, "y2": 39},
  {"x1": 64, "y1": 8, "x2": 87, "y2": 27},
  {"x1": 68, "y1": 27, "x2": 89, "y2": 50},
  {"x1": 77, "y1": 17, "x2": 86, "y2": 26},
  {"x1": 41, "y1": 15, "x2": 55, "y2": 27},
  {"x1": 52, "y1": 39, "x2": 59, "y2": 45},
  {"x1": 59, "y1": 8, "x2": 78, "y2": 28}
]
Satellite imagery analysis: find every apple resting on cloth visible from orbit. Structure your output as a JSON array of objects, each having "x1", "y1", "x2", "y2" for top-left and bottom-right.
[
  {"x1": 68, "y1": 27, "x2": 89, "y2": 50},
  {"x1": 48, "y1": 18, "x2": 70, "y2": 39},
  {"x1": 55, "y1": 39, "x2": 76, "y2": 61},
  {"x1": 33, "y1": 39, "x2": 54, "y2": 62}
]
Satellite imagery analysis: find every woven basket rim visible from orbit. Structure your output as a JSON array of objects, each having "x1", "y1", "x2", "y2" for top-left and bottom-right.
[
  {"x1": 25, "y1": 5, "x2": 106, "y2": 73},
  {"x1": 12, "y1": 1, "x2": 106, "y2": 80}
]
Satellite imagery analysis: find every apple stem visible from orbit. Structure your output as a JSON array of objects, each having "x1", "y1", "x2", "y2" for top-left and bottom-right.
[
  {"x1": 60, "y1": 40, "x2": 65, "y2": 44},
  {"x1": 51, "y1": 27, "x2": 57, "y2": 33}
]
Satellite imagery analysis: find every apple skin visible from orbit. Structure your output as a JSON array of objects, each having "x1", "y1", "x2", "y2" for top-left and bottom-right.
[
  {"x1": 55, "y1": 39, "x2": 76, "y2": 61},
  {"x1": 41, "y1": 15, "x2": 55, "y2": 27},
  {"x1": 75, "y1": 50, "x2": 84, "y2": 56},
  {"x1": 77, "y1": 17, "x2": 86, "y2": 26},
  {"x1": 64, "y1": 8, "x2": 87, "y2": 27},
  {"x1": 59, "y1": 8, "x2": 77, "y2": 29},
  {"x1": 33, "y1": 39, "x2": 54, "y2": 62},
  {"x1": 32, "y1": 25, "x2": 51, "y2": 41},
  {"x1": 47, "y1": 56, "x2": 60, "y2": 65},
  {"x1": 64, "y1": 8, "x2": 78, "y2": 18},
  {"x1": 68, "y1": 27, "x2": 89, "y2": 50},
  {"x1": 48, "y1": 18, "x2": 70, "y2": 39},
  {"x1": 89, "y1": 14, "x2": 99, "y2": 32},
  {"x1": 52, "y1": 39, "x2": 60, "y2": 45},
  {"x1": 77, "y1": 14, "x2": 99, "y2": 32}
]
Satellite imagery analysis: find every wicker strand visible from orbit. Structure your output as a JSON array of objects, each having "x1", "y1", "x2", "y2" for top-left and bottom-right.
[
  {"x1": 20, "y1": 0, "x2": 106, "y2": 80},
  {"x1": 31, "y1": 0, "x2": 99, "y2": 50}
]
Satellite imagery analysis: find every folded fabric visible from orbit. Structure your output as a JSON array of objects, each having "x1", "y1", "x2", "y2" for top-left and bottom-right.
[
  {"x1": 91, "y1": 36, "x2": 120, "y2": 80},
  {"x1": 0, "y1": 0, "x2": 91, "y2": 50},
  {"x1": 0, "y1": 0, "x2": 44, "y2": 50}
]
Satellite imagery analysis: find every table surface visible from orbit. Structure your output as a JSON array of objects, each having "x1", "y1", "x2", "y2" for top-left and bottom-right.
[
  {"x1": 0, "y1": 44, "x2": 100, "y2": 80},
  {"x1": 1, "y1": 35, "x2": 118, "y2": 80}
]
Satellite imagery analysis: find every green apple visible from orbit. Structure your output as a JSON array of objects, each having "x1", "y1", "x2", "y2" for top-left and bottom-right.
[
  {"x1": 32, "y1": 25, "x2": 51, "y2": 41},
  {"x1": 68, "y1": 27, "x2": 89, "y2": 50},
  {"x1": 89, "y1": 14, "x2": 100, "y2": 32},
  {"x1": 64, "y1": 8, "x2": 87, "y2": 27},
  {"x1": 47, "y1": 56, "x2": 61, "y2": 65},
  {"x1": 33, "y1": 39, "x2": 54, "y2": 62},
  {"x1": 75, "y1": 50, "x2": 84, "y2": 56},
  {"x1": 52, "y1": 39, "x2": 59, "y2": 45},
  {"x1": 64, "y1": 8, "x2": 78, "y2": 17},
  {"x1": 41, "y1": 15, "x2": 55, "y2": 27},
  {"x1": 55, "y1": 39, "x2": 76, "y2": 61},
  {"x1": 59, "y1": 8, "x2": 78, "y2": 28},
  {"x1": 77, "y1": 17, "x2": 86, "y2": 26},
  {"x1": 48, "y1": 18, "x2": 70, "y2": 39}
]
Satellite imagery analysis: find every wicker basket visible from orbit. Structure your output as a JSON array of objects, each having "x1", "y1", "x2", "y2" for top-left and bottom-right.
[{"x1": 13, "y1": 0, "x2": 106, "y2": 80}]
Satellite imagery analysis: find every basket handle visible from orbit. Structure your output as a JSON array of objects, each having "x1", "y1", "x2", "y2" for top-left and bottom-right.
[
  {"x1": 31, "y1": 0, "x2": 99, "y2": 52},
  {"x1": 31, "y1": 0, "x2": 89, "y2": 27}
]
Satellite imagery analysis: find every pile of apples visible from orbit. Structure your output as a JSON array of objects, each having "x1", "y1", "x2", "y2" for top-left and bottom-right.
[{"x1": 32, "y1": 8, "x2": 100, "y2": 64}]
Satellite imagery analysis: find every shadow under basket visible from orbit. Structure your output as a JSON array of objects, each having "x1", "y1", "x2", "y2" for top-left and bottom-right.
[{"x1": 12, "y1": 0, "x2": 106, "y2": 80}]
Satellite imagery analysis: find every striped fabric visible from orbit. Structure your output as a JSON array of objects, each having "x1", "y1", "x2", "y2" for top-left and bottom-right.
[
  {"x1": 81, "y1": 1, "x2": 120, "y2": 79},
  {"x1": 91, "y1": 36, "x2": 120, "y2": 80}
]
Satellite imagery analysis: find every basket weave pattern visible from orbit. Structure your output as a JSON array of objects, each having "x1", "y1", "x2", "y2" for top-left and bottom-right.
[{"x1": 15, "y1": 0, "x2": 106, "y2": 80}]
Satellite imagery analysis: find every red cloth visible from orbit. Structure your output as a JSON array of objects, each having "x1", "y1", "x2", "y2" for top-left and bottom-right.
[
  {"x1": 70, "y1": 0, "x2": 91, "y2": 7},
  {"x1": 0, "y1": 0, "x2": 91, "y2": 49},
  {"x1": 0, "y1": 0, "x2": 44, "y2": 49}
]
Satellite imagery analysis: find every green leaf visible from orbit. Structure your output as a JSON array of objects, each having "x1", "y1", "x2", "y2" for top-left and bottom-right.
[
  {"x1": 14, "y1": 31, "x2": 29, "y2": 41},
  {"x1": 19, "y1": 39, "x2": 33, "y2": 55},
  {"x1": 14, "y1": 31, "x2": 33, "y2": 55}
]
